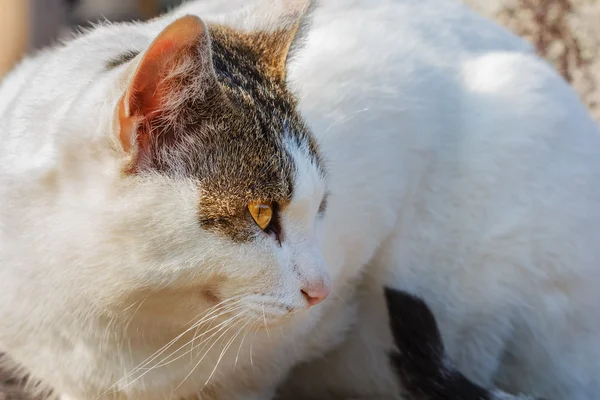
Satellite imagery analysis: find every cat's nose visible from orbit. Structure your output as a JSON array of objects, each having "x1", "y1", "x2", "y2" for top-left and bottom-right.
[{"x1": 301, "y1": 282, "x2": 330, "y2": 307}]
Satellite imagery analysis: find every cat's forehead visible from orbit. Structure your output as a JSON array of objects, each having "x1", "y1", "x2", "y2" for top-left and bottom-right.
[{"x1": 140, "y1": 24, "x2": 325, "y2": 241}]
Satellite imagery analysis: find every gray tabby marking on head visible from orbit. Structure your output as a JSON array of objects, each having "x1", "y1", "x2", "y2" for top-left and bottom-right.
[{"x1": 115, "y1": 3, "x2": 323, "y2": 243}]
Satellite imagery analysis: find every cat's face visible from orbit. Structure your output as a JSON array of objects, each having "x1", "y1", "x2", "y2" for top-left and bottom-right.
[{"x1": 96, "y1": 8, "x2": 329, "y2": 330}]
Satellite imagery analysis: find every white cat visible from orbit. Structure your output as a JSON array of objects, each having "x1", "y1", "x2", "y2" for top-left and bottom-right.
[{"x1": 0, "y1": 1, "x2": 598, "y2": 400}]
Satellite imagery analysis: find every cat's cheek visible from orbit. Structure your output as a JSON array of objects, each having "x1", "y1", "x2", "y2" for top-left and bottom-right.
[{"x1": 211, "y1": 240, "x2": 284, "y2": 294}]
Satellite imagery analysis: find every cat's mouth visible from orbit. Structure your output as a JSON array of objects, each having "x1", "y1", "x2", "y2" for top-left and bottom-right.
[{"x1": 240, "y1": 297, "x2": 305, "y2": 328}]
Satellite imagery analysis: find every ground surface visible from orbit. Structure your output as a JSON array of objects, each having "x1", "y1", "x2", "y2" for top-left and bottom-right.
[
  {"x1": 464, "y1": 0, "x2": 600, "y2": 120},
  {"x1": 2, "y1": 0, "x2": 599, "y2": 398}
]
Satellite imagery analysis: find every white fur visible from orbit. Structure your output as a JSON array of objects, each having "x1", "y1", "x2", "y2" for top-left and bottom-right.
[
  {"x1": 1, "y1": 0, "x2": 599, "y2": 400},
  {"x1": 281, "y1": 1, "x2": 600, "y2": 399},
  {"x1": 0, "y1": 3, "x2": 330, "y2": 399}
]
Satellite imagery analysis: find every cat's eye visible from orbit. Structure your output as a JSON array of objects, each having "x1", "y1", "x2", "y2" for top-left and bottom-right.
[{"x1": 248, "y1": 201, "x2": 273, "y2": 230}]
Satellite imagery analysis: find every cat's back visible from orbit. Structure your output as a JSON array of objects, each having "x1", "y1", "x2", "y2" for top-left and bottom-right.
[
  {"x1": 290, "y1": 0, "x2": 600, "y2": 252},
  {"x1": 288, "y1": 0, "x2": 600, "y2": 276},
  {"x1": 289, "y1": 1, "x2": 600, "y2": 397}
]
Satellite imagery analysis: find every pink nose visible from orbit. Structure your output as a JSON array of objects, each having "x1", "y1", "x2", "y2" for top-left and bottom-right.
[{"x1": 301, "y1": 283, "x2": 330, "y2": 307}]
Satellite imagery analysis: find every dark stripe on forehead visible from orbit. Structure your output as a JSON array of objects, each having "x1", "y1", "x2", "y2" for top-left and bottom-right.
[{"x1": 208, "y1": 25, "x2": 324, "y2": 172}]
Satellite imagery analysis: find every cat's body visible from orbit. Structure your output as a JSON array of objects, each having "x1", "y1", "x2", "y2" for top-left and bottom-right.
[
  {"x1": 0, "y1": 1, "x2": 598, "y2": 400},
  {"x1": 277, "y1": 1, "x2": 600, "y2": 399},
  {"x1": 279, "y1": 1, "x2": 600, "y2": 399}
]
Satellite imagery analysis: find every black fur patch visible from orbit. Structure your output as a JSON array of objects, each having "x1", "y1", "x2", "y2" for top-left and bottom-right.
[
  {"x1": 385, "y1": 287, "x2": 492, "y2": 400},
  {"x1": 384, "y1": 288, "x2": 547, "y2": 400}
]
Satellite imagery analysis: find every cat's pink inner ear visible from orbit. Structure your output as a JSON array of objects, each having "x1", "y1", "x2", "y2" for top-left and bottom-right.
[{"x1": 118, "y1": 15, "x2": 209, "y2": 153}]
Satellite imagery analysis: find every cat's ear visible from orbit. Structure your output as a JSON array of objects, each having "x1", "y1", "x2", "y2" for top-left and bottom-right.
[
  {"x1": 117, "y1": 15, "x2": 216, "y2": 157},
  {"x1": 246, "y1": 0, "x2": 314, "y2": 81}
]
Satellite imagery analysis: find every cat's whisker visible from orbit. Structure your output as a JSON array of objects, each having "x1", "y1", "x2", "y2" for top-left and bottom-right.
[
  {"x1": 188, "y1": 300, "x2": 246, "y2": 336},
  {"x1": 234, "y1": 319, "x2": 255, "y2": 368},
  {"x1": 150, "y1": 303, "x2": 248, "y2": 369},
  {"x1": 126, "y1": 311, "x2": 247, "y2": 394},
  {"x1": 202, "y1": 317, "x2": 255, "y2": 388},
  {"x1": 187, "y1": 300, "x2": 247, "y2": 360},
  {"x1": 180, "y1": 294, "x2": 247, "y2": 329},
  {"x1": 187, "y1": 311, "x2": 249, "y2": 364},
  {"x1": 129, "y1": 297, "x2": 244, "y2": 372},
  {"x1": 142, "y1": 305, "x2": 248, "y2": 372},
  {"x1": 249, "y1": 320, "x2": 261, "y2": 370},
  {"x1": 122, "y1": 294, "x2": 149, "y2": 333},
  {"x1": 262, "y1": 305, "x2": 272, "y2": 343},
  {"x1": 121, "y1": 297, "x2": 145, "y2": 313},
  {"x1": 117, "y1": 295, "x2": 150, "y2": 358},
  {"x1": 323, "y1": 108, "x2": 369, "y2": 133},
  {"x1": 173, "y1": 311, "x2": 248, "y2": 393},
  {"x1": 103, "y1": 297, "x2": 246, "y2": 396}
]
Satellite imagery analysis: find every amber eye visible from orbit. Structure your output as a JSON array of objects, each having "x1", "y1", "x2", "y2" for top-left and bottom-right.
[{"x1": 248, "y1": 201, "x2": 273, "y2": 230}]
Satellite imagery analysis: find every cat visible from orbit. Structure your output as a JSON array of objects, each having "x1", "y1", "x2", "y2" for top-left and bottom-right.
[
  {"x1": 383, "y1": 286, "x2": 541, "y2": 400},
  {"x1": 0, "y1": 1, "x2": 598, "y2": 400},
  {"x1": 0, "y1": 1, "x2": 333, "y2": 399}
]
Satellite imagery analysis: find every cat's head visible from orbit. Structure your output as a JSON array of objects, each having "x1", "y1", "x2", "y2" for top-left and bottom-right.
[{"x1": 54, "y1": 1, "x2": 328, "y2": 331}]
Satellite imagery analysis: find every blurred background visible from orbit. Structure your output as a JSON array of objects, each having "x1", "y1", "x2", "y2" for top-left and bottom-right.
[
  {"x1": 0, "y1": 0, "x2": 599, "y2": 399},
  {"x1": 0, "y1": 0, "x2": 599, "y2": 120},
  {"x1": 0, "y1": 0, "x2": 185, "y2": 77}
]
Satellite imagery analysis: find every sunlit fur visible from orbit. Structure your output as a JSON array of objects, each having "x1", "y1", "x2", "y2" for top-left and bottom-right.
[
  {"x1": 279, "y1": 1, "x2": 600, "y2": 399},
  {"x1": 0, "y1": 1, "x2": 329, "y2": 399},
  {"x1": 2, "y1": 0, "x2": 600, "y2": 399}
]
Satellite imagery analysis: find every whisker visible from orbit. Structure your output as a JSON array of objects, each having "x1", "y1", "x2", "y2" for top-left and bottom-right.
[
  {"x1": 129, "y1": 302, "x2": 241, "y2": 375},
  {"x1": 262, "y1": 305, "x2": 272, "y2": 343},
  {"x1": 123, "y1": 294, "x2": 149, "y2": 332},
  {"x1": 324, "y1": 108, "x2": 369, "y2": 133},
  {"x1": 134, "y1": 298, "x2": 244, "y2": 370},
  {"x1": 249, "y1": 321, "x2": 261, "y2": 370},
  {"x1": 96, "y1": 296, "x2": 245, "y2": 399},
  {"x1": 129, "y1": 310, "x2": 247, "y2": 395},
  {"x1": 151, "y1": 303, "x2": 247, "y2": 369},
  {"x1": 188, "y1": 300, "x2": 246, "y2": 362},
  {"x1": 179, "y1": 294, "x2": 247, "y2": 329},
  {"x1": 234, "y1": 320, "x2": 255, "y2": 368},
  {"x1": 173, "y1": 311, "x2": 247, "y2": 392},
  {"x1": 202, "y1": 317, "x2": 254, "y2": 388}
]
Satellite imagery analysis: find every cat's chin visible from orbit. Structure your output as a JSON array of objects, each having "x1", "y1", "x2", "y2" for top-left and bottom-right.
[
  {"x1": 240, "y1": 305, "x2": 304, "y2": 329},
  {"x1": 254, "y1": 313, "x2": 298, "y2": 329}
]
